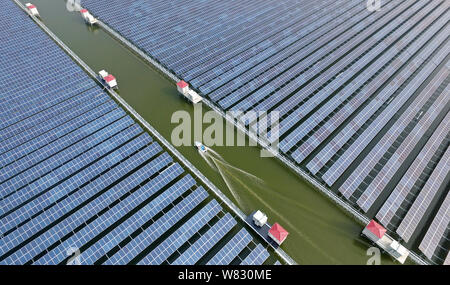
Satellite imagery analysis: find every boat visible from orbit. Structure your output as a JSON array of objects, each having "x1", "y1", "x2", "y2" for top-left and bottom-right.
[{"x1": 194, "y1": 141, "x2": 207, "y2": 153}]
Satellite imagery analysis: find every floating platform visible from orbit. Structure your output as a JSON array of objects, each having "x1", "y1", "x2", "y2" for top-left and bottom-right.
[
  {"x1": 177, "y1": 80, "x2": 202, "y2": 104},
  {"x1": 245, "y1": 211, "x2": 281, "y2": 249},
  {"x1": 25, "y1": 3, "x2": 39, "y2": 17},
  {"x1": 80, "y1": 9, "x2": 98, "y2": 25},
  {"x1": 362, "y1": 220, "x2": 410, "y2": 264}
]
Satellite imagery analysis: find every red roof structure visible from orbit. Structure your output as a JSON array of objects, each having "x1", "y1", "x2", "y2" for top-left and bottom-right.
[
  {"x1": 177, "y1": 80, "x2": 188, "y2": 88},
  {"x1": 366, "y1": 220, "x2": 386, "y2": 239},
  {"x1": 80, "y1": 9, "x2": 88, "y2": 13},
  {"x1": 27, "y1": 4, "x2": 36, "y2": 9},
  {"x1": 104, "y1": 74, "x2": 116, "y2": 82},
  {"x1": 268, "y1": 223, "x2": 289, "y2": 244}
]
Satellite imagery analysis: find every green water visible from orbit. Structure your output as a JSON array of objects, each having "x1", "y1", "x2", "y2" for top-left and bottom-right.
[{"x1": 23, "y1": 0, "x2": 400, "y2": 264}]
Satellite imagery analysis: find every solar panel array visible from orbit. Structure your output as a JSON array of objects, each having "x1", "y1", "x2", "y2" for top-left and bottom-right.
[
  {"x1": 206, "y1": 228, "x2": 252, "y2": 265},
  {"x1": 418, "y1": 191, "x2": 450, "y2": 262},
  {"x1": 396, "y1": 147, "x2": 450, "y2": 242},
  {"x1": 376, "y1": 112, "x2": 450, "y2": 228},
  {"x1": 81, "y1": 0, "x2": 450, "y2": 263},
  {"x1": 240, "y1": 244, "x2": 270, "y2": 265},
  {"x1": 0, "y1": 1, "x2": 275, "y2": 265}
]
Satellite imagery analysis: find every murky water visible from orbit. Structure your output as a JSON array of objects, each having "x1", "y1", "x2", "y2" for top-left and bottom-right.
[{"x1": 20, "y1": 0, "x2": 402, "y2": 264}]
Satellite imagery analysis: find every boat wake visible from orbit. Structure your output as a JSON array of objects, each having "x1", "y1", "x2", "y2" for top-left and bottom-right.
[{"x1": 196, "y1": 143, "x2": 344, "y2": 263}]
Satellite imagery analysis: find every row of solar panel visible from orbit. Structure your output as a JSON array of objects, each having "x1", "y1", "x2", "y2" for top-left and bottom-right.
[
  {"x1": 339, "y1": 65, "x2": 449, "y2": 202},
  {"x1": 82, "y1": 0, "x2": 362, "y2": 90},
  {"x1": 278, "y1": 0, "x2": 444, "y2": 153},
  {"x1": 83, "y1": 0, "x2": 299, "y2": 71},
  {"x1": 188, "y1": 0, "x2": 361, "y2": 88},
  {"x1": 322, "y1": 41, "x2": 449, "y2": 187},
  {"x1": 376, "y1": 112, "x2": 450, "y2": 228},
  {"x1": 355, "y1": 81, "x2": 449, "y2": 212},
  {"x1": 195, "y1": 0, "x2": 366, "y2": 95},
  {"x1": 218, "y1": 0, "x2": 415, "y2": 110},
  {"x1": 291, "y1": 11, "x2": 449, "y2": 164},
  {"x1": 0, "y1": 1, "x2": 274, "y2": 265},
  {"x1": 230, "y1": 1, "x2": 398, "y2": 120},
  {"x1": 306, "y1": 26, "x2": 447, "y2": 175},
  {"x1": 236, "y1": 0, "x2": 428, "y2": 137},
  {"x1": 419, "y1": 190, "x2": 450, "y2": 261},
  {"x1": 396, "y1": 147, "x2": 450, "y2": 243}
]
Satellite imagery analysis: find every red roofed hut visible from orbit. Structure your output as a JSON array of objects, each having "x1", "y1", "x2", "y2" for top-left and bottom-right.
[
  {"x1": 363, "y1": 219, "x2": 386, "y2": 242},
  {"x1": 268, "y1": 223, "x2": 289, "y2": 245},
  {"x1": 25, "y1": 3, "x2": 39, "y2": 16},
  {"x1": 177, "y1": 80, "x2": 189, "y2": 95}
]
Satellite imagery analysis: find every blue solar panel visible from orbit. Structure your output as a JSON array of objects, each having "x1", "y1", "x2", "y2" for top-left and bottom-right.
[
  {"x1": 0, "y1": 113, "x2": 135, "y2": 198},
  {"x1": 240, "y1": 244, "x2": 270, "y2": 265},
  {"x1": 32, "y1": 163, "x2": 185, "y2": 265},
  {"x1": 72, "y1": 173, "x2": 196, "y2": 265},
  {"x1": 134, "y1": 199, "x2": 222, "y2": 265},
  {"x1": 172, "y1": 213, "x2": 236, "y2": 265},
  {"x1": 324, "y1": 42, "x2": 450, "y2": 187},
  {"x1": 0, "y1": 138, "x2": 160, "y2": 258},
  {"x1": 110, "y1": 186, "x2": 209, "y2": 265},
  {"x1": 6, "y1": 149, "x2": 171, "y2": 265},
  {"x1": 206, "y1": 228, "x2": 252, "y2": 265},
  {"x1": 295, "y1": 12, "x2": 449, "y2": 165}
]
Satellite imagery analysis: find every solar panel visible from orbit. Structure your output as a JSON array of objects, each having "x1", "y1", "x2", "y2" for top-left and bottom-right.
[
  {"x1": 356, "y1": 73, "x2": 449, "y2": 212},
  {"x1": 75, "y1": 175, "x2": 197, "y2": 264},
  {"x1": 6, "y1": 151, "x2": 170, "y2": 264},
  {"x1": 32, "y1": 161, "x2": 183, "y2": 265},
  {"x1": 206, "y1": 228, "x2": 252, "y2": 265},
  {"x1": 307, "y1": 22, "x2": 448, "y2": 175},
  {"x1": 323, "y1": 57, "x2": 447, "y2": 187},
  {"x1": 396, "y1": 147, "x2": 450, "y2": 242},
  {"x1": 376, "y1": 112, "x2": 450, "y2": 226},
  {"x1": 337, "y1": 61, "x2": 449, "y2": 197},
  {"x1": 293, "y1": 11, "x2": 448, "y2": 164},
  {"x1": 419, "y1": 191, "x2": 450, "y2": 259},
  {"x1": 132, "y1": 199, "x2": 222, "y2": 265},
  {"x1": 172, "y1": 213, "x2": 236, "y2": 265},
  {"x1": 240, "y1": 244, "x2": 270, "y2": 265},
  {"x1": 117, "y1": 186, "x2": 209, "y2": 265},
  {"x1": 281, "y1": 1, "x2": 444, "y2": 156},
  {"x1": 0, "y1": 141, "x2": 164, "y2": 261},
  {"x1": 0, "y1": 113, "x2": 135, "y2": 197}
]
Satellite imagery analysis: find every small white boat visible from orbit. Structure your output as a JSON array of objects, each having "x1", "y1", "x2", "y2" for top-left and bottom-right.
[{"x1": 194, "y1": 141, "x2": 207, "y2": 153}]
